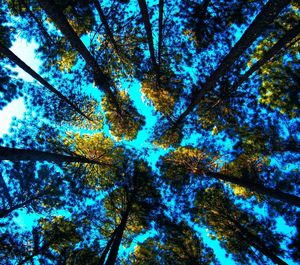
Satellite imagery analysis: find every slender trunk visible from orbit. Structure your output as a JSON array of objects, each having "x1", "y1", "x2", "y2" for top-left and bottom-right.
[
  {"x1": 239, "y1": 232, "x2": 287, "y2": 265},
  {"x1": 205, "y1": 171, "x2": 300, "y2": 207},
  {"x1": 0, "y1": 146, "x2": 104, "y2": 165},
  {"x1": 20, "y1": 0, "x2": 54, "y2": 45},
  {"x1": 0, "y1": 194, "x2": 42, "y2": 218},
  {"x1": 0, "y1": 173, "x2": 13, "y2": 207},
  {"x1": 158, "y1": 0, "x2": 164, "y2": 71},
  {"x1": 137, "y1": 0, "x2": 158, "y2": 72},
  {"x1": 105, "y1": 204, "x2": 131, "y2": 265},
  {"x1": 0, "y1": 42, "x2": 90, "y2": 121},
  {"x1": 271, "y1": 140, "x2": 300, "y2": 153},
  {"x1": 99, "y1": 229, "x2": 118, "y2": 265},
  {"x1": 231, "y1": 23, "x2": 300, "y2": 92},
  {"x1": 226, "y1": 216, "x2": 288, "y2": 265},
  {"x1": 93, "y1": 0, "x2": 130, "y2": 66},
  {"x1": 173, "y1": 0, "x2": 291, "y2": 128},
  {"x1": 37, "y1": 0, "x2": 121, "y2": 114},
  {"x1": 18, "y1": 240, "x2": 53, "y2": 265}
]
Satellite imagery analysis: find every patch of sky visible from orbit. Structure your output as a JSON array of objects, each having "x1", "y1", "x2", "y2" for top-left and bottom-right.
[{"x1": 0, "y1": 98, "x2": 26, "y2": 137}]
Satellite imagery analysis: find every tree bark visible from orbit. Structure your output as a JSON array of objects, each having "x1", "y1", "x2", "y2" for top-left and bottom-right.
[
  {"x1": 37, "y1": 0, "x2": 121, "y2": 114},
  {"x1": 226, "y1": 215, "x2": 288, "y2": 265},
  {"x1": 105, "y1": 203, "x2": 131, "y2": 265},
  {"x1": 20, "y1": 0, "x2": 54, "y2": 45},
  {"x1": 0, "y1": 146, "x2": 103, "y2": 165},
  {"x1": 0, "y1": 42, "x2": 90, "y2": 120},
  {"x1": 99, "y1": 226, "x2": 119, "y2": 264},
  {"x1": 173, "y1": 0, "x2": 292, "y2": 128},
  {"x1": 137, "y1": 0, "x2": 158, "y2": 72},
  {"x1": 92, "y1": 0, "x2": 130, "y2": 66},
  {"x1": 205, "y1": 171, "x2": 300, "y2": 207},
  {"x1": 158, "y1": 0, "x2": 164, "y2": 71},
  {"x1": 0, "y1": 173, "x2": 13, "y2": 207},
  {"x1": 231, "y1": 22, "x2": 300, "y2": 92},
  {"x1": 0, "y1": 194, "x2": 42, "y2": 218}
]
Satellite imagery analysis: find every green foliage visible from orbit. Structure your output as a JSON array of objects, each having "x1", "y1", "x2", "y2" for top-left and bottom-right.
[
  {"x1": 102, "y1": 90, "x2": 145, "y2": 141},
  {"x1": 1, "y1": 0, "x2": 299, "y2": 264}
]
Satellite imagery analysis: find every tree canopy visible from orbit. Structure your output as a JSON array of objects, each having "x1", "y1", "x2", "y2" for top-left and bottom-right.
[{"x1": 0, "y1": 0, "x2": 299, "y2": 264}]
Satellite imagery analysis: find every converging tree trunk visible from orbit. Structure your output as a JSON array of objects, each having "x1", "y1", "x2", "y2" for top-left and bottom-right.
[
  {"x1": 20, "y1": 0, "x2": 54, "y2": 45},
  {"x1": 0, "y1": 194, "x2": 43, "y2": 218},
  {"x1": 205, "y1": 171, "x2": 300, "y2": 207},
  {"x1": 99, "y1": 229, "x2": 118, "y2": 265},
  {"x1": 105, "y1": 203, "x2": 132, "y2": 265},
  {"x1": 226, "y1": 214, "x2": 288, "y2": 265},
  {"x1": 231, "y1": 23, "x2": 300, "y2": 92},
  {"x1": 37, "y1": 0, "x2": 122, "y2": 114},
  {"x1": 158, "y1": 0, "x2": 164, "y2": 71},
  {"x1": 92, "y1": 0, "x2": 130, "y2": 66},
  {"x1": 0, "y1": 146, "x2": 104, "y2": 165},
  {"x1": 0, "y1": 173, "x2": 13, "y2": 207},
  {"x1": 0, "y1": 42, "x2": 90, "y2": 120},
  {"x1": 137, "y1": 0, "x2": 158, "y2": 73},
  {"x1": 173, "y1": 0, "x2": 292, "y2": 128}
]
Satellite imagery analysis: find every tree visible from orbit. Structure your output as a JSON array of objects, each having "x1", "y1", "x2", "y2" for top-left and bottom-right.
[
  {"x1": 193, "y1": 185, "x2": 287, "y2": 264},
  {"x1": 0, "y1": 42, "x2": 90, "y2": 120},
  {"x1": 99, "y1": 158, "x2": 161, "y2": 264},
  {"x1": 128, "y1": 219, "x2": 218, "y2": 265},
  {"x1": 1, "y1": 0, "x2": 299, "y2": 264},
  {"x1": 159, "y1": 146, "x2": 300, "y2": 206},
  {"x1": 172, "y1": 0, "x2": 292, "y2": 128}
]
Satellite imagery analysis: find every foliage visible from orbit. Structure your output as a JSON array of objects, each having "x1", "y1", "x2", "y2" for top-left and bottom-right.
[{"x1": 0, "y1": 0, "x2": 299, "y2": 264}]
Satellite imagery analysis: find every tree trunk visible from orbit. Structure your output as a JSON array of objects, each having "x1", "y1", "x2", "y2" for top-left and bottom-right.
[
  {"x1": 0, "y1": 173, "x2": 13, "y2": 207},
  {"x1": 99, "y1": 229, "x2": 118, "y2": 265},
  {"x1": 105, "y1": 203, "x2": 131, "y2": 265},
  {"x1": 158, "y1": 0, "x2": 164, "y2": 71},
  {"x1": 37, "y1": 0, "x2": 121, "y2": 114},
  {"x1": 0, "y1": 194, "x2": 42, "y2": 218},
  {"x1": 93, "y1": 0, "x2": 130, "y2": 66},
  {"x1": 20, "y1": 0, "x2": 54, "y2": 45},
  {"x1": 0, "y1": 42, "x2": 90, "y2": 121},
  {"x1": 0, "y1": 146, "x2": 104, "y2": 165},
  {"x1": 173, "y1": 0, "x2": 292, "y2": 128},
  {"x1": 240, "y1": 232, "x2": 287, "y2": 265},
  {"x1": 137, "y1": 0, "x2": 158, "y2": 72},
  {"x1": 231, "y1": 22, "x2": 300, "y2": 92},
  {"x1": 204, "y1": 171, "x2": 300, "y2": 207},
  {"x1": 227, "y1": 216, "x2": 288, "y2": 265}
]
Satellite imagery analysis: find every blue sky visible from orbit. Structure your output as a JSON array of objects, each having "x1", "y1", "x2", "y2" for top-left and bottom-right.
[{"x1": 1, "y1": 11, "x2": 298, "y2": 262}]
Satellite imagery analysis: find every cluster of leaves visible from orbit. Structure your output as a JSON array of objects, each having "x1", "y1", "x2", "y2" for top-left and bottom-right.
[{"x1": 0, "y1": 0, "x2": 299, "y2": 264}]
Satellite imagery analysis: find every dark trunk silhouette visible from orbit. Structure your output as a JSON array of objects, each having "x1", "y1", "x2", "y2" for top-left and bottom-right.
[
  {"x1": 137, "y1": 0, "x2": 158, "y2": 73},
  {"x1": 0, "y1": 173, "x2": 13, "y2": 207},
  {"x1": 105, "y1": 203, "x2": 131, "y2": 265},
  {"x1": 0, "y1": 42, "x2": 90, "y2": 120},
  {"x1": 231, "y1": 23, "x2": 300, "y2": 92},
  {"x1": 205, "y1": 171, "x2": 300, "y2": 207},
  {"x1": 99, "y1": 229, "x2": 118, "y2": 265},
  {"x1": 37, "y1": 0, "x2": 122, "y2": 114},
  {"x1": 0, "y1": 146, "x2": 106, "y2": 165},
  {"x1": 173, "y1": 0, "x2": 292, "y2": 128},
  {"x1": 20, "y1": 0, "x2": 54, "y2": 45},
  {"x1": 158, "y1": 0, "x2": 164, "y2": 71},
  {"x1": 0, "y1": 194, "x2": 43, "y2": 218},
  {"x1": 93, "y1": 0, "x2": 130, "y2": 65},
  {"x1": 225, "y1": 213, "x2": 288, "y2": 265}
]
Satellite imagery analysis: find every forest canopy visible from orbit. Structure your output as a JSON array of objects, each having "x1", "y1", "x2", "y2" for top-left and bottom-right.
[{"x1": 0, "y1": 0, "x2": 299, "y2": 264}]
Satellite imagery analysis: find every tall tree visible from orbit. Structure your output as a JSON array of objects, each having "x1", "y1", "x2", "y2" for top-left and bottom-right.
[
  {"x1": 172, "y1": 0, "x2": 292, "y2": 128},
  {"x1": 0, "y1": 42, "x2": 90, "y2": 120},
  {"x1": 193, "y1": 185, "x2": 288, "y2": 264},
  {"x1": 159, "y1": 146, "x2": 300, "y2": 206},
  {"x1": 137, "y1": 0, "x2": 158, "y2": 73}
]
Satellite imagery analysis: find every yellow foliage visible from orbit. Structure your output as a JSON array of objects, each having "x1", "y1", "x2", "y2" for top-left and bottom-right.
[{"x1": 141, "y1": 81, "x2": 175, "y2": 115}]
